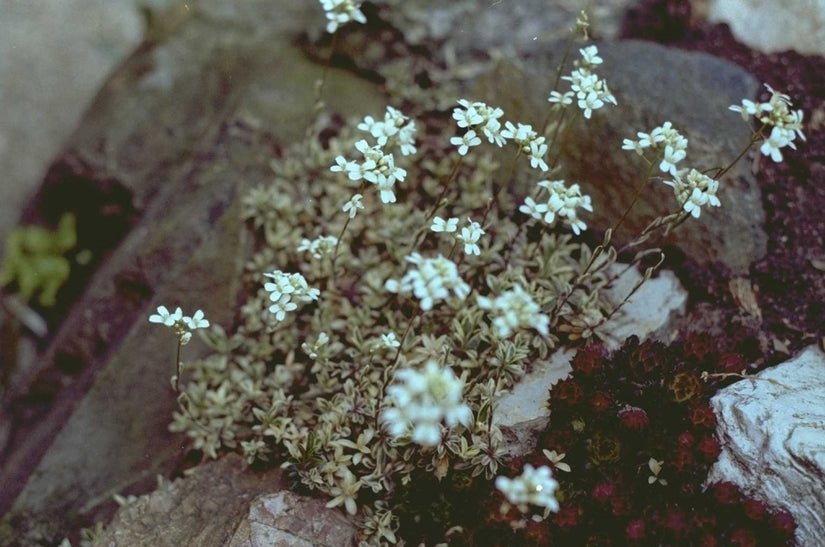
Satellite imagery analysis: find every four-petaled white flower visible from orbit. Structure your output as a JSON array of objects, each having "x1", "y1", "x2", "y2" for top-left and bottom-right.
[
  {"x1": 495, "y1": 464, "x2": 560, "y2": 514},
  {"x1": 450, "y1": 130, "x2": 481, "y2": 156},
  {"x1": 380, "y1": 331, "x2": 401, "y2": 349},
  {"x1": 149, "y1": 305, "x2": 182, "y2": 327},
  {"x1": 457, "y1": 219, "x2": 484, "y2": 256},
  {"x1": 431, "y1": 216, "x2": 459, "y2": 233},
  {"x1": 381, "y1": 360, "x2": 472, "y2": 447},
  {"x1": 183, "y1": 309, "x2": 210, "y2": 330},
  {"x1": 342, "y1": 193, "x2": 365, "y2": 218}
]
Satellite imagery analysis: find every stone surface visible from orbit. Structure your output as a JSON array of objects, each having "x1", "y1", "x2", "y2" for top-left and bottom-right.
[
  {"x1": 0, "y1": 0, "x2": 384, "y2": 543},
  {"x1": 227, "y1": 491, "x2": 358, "y2": 547},
  {"x1": 91, "y1": 454, "x2": 356, "y2": 547},
  {"x1": 495, "y1": 264, "x2": 687, "y2": 455},
  {"x1": 708, "y1": 345, "x2": 825, "y2": 546},
  {"x1": 708, "y1": 0, "x2": 825, "y2": 56},
  {"x1": 0, "y1": 0, "x2": 158, "y2": 242}
]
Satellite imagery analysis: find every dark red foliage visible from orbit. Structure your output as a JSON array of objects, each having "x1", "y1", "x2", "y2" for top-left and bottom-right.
[
  {"x1": 553, "y1": 504, "x2": 580, "y2": 531},
  {"x1": 689, "y1": 404, "x2": 717, "y2": 429},
  {"x1": 730, "y1": 527, "x2": 758, "y2": 547},
  {"x1": 710, "y1": 482, "x2": 741, "y2": 505},
  {"x1": 551, "y1": 378, "x2": 584, "y2": 407},
  {"x1": 617, "y1": 406, "x2": 650, "y2": 430},
  {"x1": 718, "y1": 351, "x2": 747, "y2": 374},
  {"x1": 625, "y1": 519, "x2": 646, "y2": 542},
  {"x1": 590, "y1": 391, "x2": 614, "y2": 413},
  {"x1": 571, "y1": 343, "x2": 606, "y2": 376},
  {"x1": 591, "y1": 481, "x2": 615, "y2": 504},
  {"x1": 697, "y1": 436, "x2": 721, "y2": 462},
  {"x1": 743, "y1": 498, "x2": 768, "y2": 520}
]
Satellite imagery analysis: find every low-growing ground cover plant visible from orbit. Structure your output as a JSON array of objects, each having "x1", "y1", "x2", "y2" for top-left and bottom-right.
[{"x1": 145, "y1": 2, "x2": 805, "y2": 544}]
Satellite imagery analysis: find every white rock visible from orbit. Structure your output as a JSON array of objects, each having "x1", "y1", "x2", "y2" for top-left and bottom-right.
[
  {"x1": 494, "y1": 265, "x2": 686, "y2": 454},
  {"x1": 708, "y1": 0, "x2": 825, "y2": 56},
  {"x1": 707, "y1": 345, "x2": 825, "y2": 546}
]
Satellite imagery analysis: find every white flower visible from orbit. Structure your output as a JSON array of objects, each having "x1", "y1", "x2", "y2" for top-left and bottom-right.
[
  {"x1": 342, "y1": 193, "x2": 365, "y2": 218},
  {"x1": 659, "y1": 144, "x2": 687, "y2": 175},
  {"x1": 532, "y1": 179, "x2": 593, "y2": 235},
  {"x1": 495, "y1": 464, "x2": 560, "y2": 513},
  {"x1": 149, "y1": 305, "x2": 206, "y2": 345},
  {"x1": 548, "y1": 90, "x2": 574, "y2": 106},
  {"x1": 647, "y1": 458, "x2": 667, "y2": 486},
  {"x1": 579, "y1": 44, "x2": 603, "y2": 66},
  {"x1": 452, "y1": 99, "x2": 507, "y2": 147},
  {"x1": 149, "y1": 305, "x2": 182, "y2": 327},
  {"x1": 263, "y1": 271, "x2": 319, "y2": 322},
  {"x1": 662, "y1": 168, "x2": 721, "y2": 218},
  {"x1": 760, "y1": 126, "x2": 794, "y2": 162},
  {"x1": 384, "y1": 254, "x2": 470, "y2": 311},
  {"x1": 297, "y1": 235, "x2": 339, "y2": 260},
  {"x1": 477, "y1": 284, "x2": 549, "y2": 338},
  {"x1": 183, "y1": 309, "x2": 210, "y2": 330},
  {"x1": 624, "y1": 122, "x2": 689, "y2": 175},
  {"x1": 519, "y1": 197, "x2": 548, "y2": 220},
  {"x1": 578, "y1": 90, "x2": 604, "y2": 119},
  {"x1": 450, "y1": 130, "x2": 481, "y2": 156},
  {"x1": 358, "y1": 106, "x2": 417, "y2": 155},
  {"x1": 380, "y1": 331, "x2": 401, "y2": 349},
  {"x1": 319, "y1": 0, "x2": 366, "y2": 34},
  {"x1": 381, "y1": 361, "x2": 472, "y2": 447},
  {"x1": 457, "y1": 219, "x2": 484, "y2": 256},
  {"x1": 431, "y1": 216, "x2": 459, "y2": 233}
]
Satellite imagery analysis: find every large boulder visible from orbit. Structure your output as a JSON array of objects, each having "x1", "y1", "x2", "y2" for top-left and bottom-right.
[
  {"x1": 708, "y1": 345, "x2": 825, "y2": 546},
  {"x1": 0, "y1": 0, "x2": 383, "y2": 543}
]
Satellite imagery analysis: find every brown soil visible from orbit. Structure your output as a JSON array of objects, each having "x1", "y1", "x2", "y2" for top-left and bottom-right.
[{"x1": 622, "y1": 0, "x2": 825, "y2": 359}]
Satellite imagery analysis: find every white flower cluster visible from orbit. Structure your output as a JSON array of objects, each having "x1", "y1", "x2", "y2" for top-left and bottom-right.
[
  {"x1": 297, "y1": 235, "x2": 339, "y2": 259},
  {"x1": 730, "y1": 83, "x2": 806, "y2": 163},
  {"x1": 263, "y1": 270, "x2": 320, "y2": 321},
  {"x1": 495, "y1": 464, "x2": 560, "y2": 513},
  {"x1": 149, "y1": 305, "x2": 209, "y2": 345},
  {"x1": 384, "y1": 253, "x2": 470, "y2": 311},
  {"x1": 331, "y1": 106, "x2": 416, "y2": 204},
  {"x1": 501, "y1": 121, "x2": 549, "y2": 171},
  {"x1": 662, "y1": 168, "x2": 721, "y2": 218},
  {"x1": 381, "y1": 360, "x2": 472, "y2": 447},
  {"x1": 318, "y1": 0, "x2": 366, "y2": 34},
  {"x1": 357, "y1": 106, "x2": 417, "y2": 156},
  {"x1": 621, "y1": 121, "x2": 688, "y2": 176},
  {"x1": 430, "y1": 216, "x2": 485, "y2": 256},
  {"x1": 477, "y1": 284, "x2": 549, "y2": 338},
  {"x1": 450, "y1": 99, "x2": 507, "y2": 155},
  {"x1": 550, "y1": 45, "x2": 617, "y2": 119},
  {"x1": 519, "y1": 179, "x2": 593, "y2": 235}
]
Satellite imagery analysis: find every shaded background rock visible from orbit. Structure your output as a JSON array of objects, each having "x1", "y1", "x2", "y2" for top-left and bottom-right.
[
  {"x1": 708, "y1": 345, "x2": 825, "y2": 546},
  {"x1": 0, "y1": 0, "x2": 383, "y2": 544},
  {"x1": 707, "y1": 0, "x2": 825, "y2": 56}
]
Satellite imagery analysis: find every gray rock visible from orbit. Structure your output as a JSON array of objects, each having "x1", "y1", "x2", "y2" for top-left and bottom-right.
[
  {"x1": 707, "y1": 345, "x2": 825, "y2": 546},
  {"x1": 227, "y1": 491, "x2": 358, "y2": 547},
  {"x1": 708, "y1": 0, "x2": 825, "y2": 56},
  {"x1": 0, "y1": 0, "x2": 384, "y2": 543},
  {"x1": 92, "y1": 454, "x2": 355, "y2": 547}
]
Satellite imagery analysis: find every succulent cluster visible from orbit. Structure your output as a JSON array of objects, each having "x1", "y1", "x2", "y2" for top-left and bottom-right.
[{"x1": 490, "y1": 336, "x2": 797, "y2": 545}]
